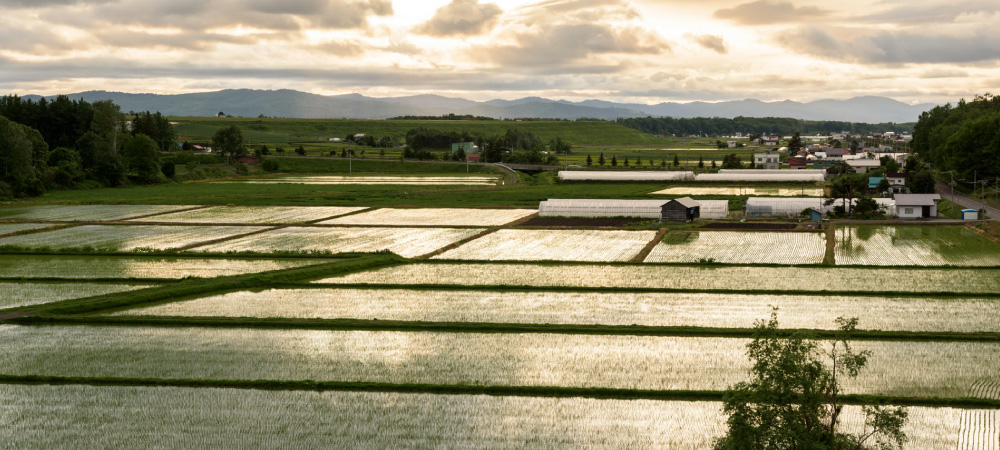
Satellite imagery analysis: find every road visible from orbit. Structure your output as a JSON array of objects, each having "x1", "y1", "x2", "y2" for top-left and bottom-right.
[{"x1": 936, "y1": 182, "x2": 1000, "y2": 221}]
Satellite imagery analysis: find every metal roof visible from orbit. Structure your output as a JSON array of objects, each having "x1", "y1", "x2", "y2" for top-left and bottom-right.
[
  {"x1": 669, "y1": 197, "x2": 701, "y2": 208},
  {"x1": 893, "y1": 194, "x2": 941, "y2": 206}
]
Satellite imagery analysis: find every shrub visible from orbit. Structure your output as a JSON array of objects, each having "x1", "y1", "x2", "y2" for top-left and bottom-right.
[
  {"x1": 262, "y1": 159, "x2": 280, "y2": 172},
  {"x1": 161, "y1": 161, "x2": 176, "y2": 178}
]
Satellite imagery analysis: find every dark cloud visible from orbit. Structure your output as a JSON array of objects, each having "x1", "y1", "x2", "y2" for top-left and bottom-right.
[
  {"x1": 778, "y1": 26, "x2": 1000, "y2": 64},
  {"x1": 714, "y1": 0, "x2": 829, "y2": 25},
  {"x1": 686, "y1": 34, "x2": 728, "y2": 54},
  {"x1": 415, "y1": 0, "x2": 502, "y2": 36}
]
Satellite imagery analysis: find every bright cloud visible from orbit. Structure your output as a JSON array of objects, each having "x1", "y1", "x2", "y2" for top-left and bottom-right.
[{"x1": 0, "y1": 0, "x2": 995, "y2": 105}]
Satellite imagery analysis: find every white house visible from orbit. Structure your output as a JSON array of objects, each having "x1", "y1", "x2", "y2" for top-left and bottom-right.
[
  {"x1": 846, "y1": 159, "x2": 881, "y2": 173},
  {"x1": 753, "y1": 153, "x2": 780, "y2": 169},
  {"x1": 894, "y1": 194, "x2": 941, "y2": 219}
]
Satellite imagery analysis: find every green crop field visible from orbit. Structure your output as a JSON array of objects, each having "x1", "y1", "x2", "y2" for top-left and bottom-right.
[
  {"x1": 320, "y1": 262, "x2": 1000, "y2": 295},
  {"x1": 836, "y1": 225, "x2": 1000, "y2": 266},
  {"x1": 118, "y1": 288, "x2": 1000, "y2": 333},
  {"x1": 0, "y1": 385, "x2": 976, "y2": 449},
  {"x1": 0, "y1": 325, "x2": 996, "y2": 398},
  {"x1": 0, "y1": 254, "x2": 326, "y2": 279},
  {"x1": 0, "y1": 282, "x2": 154, "y2": 310}
]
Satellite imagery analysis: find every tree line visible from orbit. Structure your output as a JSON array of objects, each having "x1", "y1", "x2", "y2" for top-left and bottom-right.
[
  {"x1": 616, "y1": 116, "x2": 914, "y2": 137},
  {"x1": 0, "y1": 95, "x2": 176, "y2": 198},
  {"x1": 912, "y1": 94, "x2": 1000, "y2": 182},
  {"x1": 404, "y1": 127, "x2": 567, "y2": 164}
]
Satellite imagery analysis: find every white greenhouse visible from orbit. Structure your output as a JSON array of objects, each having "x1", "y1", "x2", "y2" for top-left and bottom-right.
[
  {"x1": 718, "y1": 169, "x2": 826, "y2": 174},
  {"x1": 538, "y1": 199, "x2": 668, "y2": 218},
  {"x1": 558, "y1": 171, "x2": 696, "y2": 182},
  {"x1": 697, "y1": 200, "x2": 730, "y2": 219},
  {"x1": 696, "y1": 172, "x2": 826, "y2": 182},
  {"x1": 745, "y1": 197, "x2": 896, "y2": 218}
]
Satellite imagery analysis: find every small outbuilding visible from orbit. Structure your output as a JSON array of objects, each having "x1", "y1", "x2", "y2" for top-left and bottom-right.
[
  {"x1": 962, "y1": 209, "x2": 979, "y2": 220},
  {"x1": 808, "y1": 208, "x2": 824, "y2": 222},
  {"x1": 662, "y1": 197, "x2": 701, "y2": 222}
]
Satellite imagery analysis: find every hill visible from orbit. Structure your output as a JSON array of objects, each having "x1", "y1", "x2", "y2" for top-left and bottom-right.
[{"x1": 26, "y1": 89, "x2": 935, "y2": 123}]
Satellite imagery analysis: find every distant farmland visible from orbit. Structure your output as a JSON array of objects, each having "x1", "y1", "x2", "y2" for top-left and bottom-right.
[{"x1": 171, "y1": 117, "x2": 664, "y2": 147}]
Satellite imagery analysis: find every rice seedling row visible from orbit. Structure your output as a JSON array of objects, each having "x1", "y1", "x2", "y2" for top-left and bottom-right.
[
  {"x1": 0, "y1": 205, "x2": 194, "y2": 222},
  {"x1": 319, "y1": 208, "x2": 536, "y2": 227},
  {"x1": 433, "y1": 229, "x2": 656, "y2": 262},
  {"x1": 0, "y1": 282, "x2": 154, "y2": 310},
  {"x1": 114, "y1": 288, "x2": 1000, "y2": 334},
  {"x1": 0, "y1": 255, "x2": 325, "y2": 279},
  {"x1": 651, "y1": 187, "x2": 825, "y2": 197},
  {"x1": 645, "y1": 231, "x2": 827, "y2": 264},
  {"x1": 0, "y1": 225, "x2": 267, "y2": 251},
  {"x1": 836, "y1": 226, "x2": 1000, "y2": 266},
  {"x1": 319, "y1": 263, "x2": 1000, "y2": 294},
  {"x1": 0, "y1": 223, "x2": 54, "y2": 236},
  {"x1": 955, "y1": 409, "x2": 1000, "y2": 450},
  {"x1": 192, "y1": 226, "x2": 483, "y2": 258},
  {"x1": 0, "y1": 384, "x2": 976, "y2": 449},
  {"x1": 130, "y1": 206, "x2": 367, "y2": 224},
  {"x1": 0, "y1": 325, "x2": 995, "y2": 398},
  {"x1": 233, "y1": 176, "x2": 500, "y2": 185}
]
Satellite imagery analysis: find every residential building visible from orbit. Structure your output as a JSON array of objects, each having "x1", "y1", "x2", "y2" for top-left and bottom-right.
[
  {"x1": 787, "y1": 157, "x2": 808, "y2": 170},
  {"x1": 846, "y1": 159, "x2": 880, "y2": 173},
  {"x1": 886, "y1": 173, "x2": 909, "y2": 193},
  {"x1": 753, "y1": 153, "x2": 780, "y2": 170},
  {"x1": 894, "y1": 194, "x2": 941, "y2": 219}
]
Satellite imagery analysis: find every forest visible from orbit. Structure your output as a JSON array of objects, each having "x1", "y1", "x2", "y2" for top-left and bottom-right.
[
  {"x1": 616, "y1": 116, "x2": 914, "y2": 137},
  {"x1": 912, "y1": 94, "x2": 1000, "y2": 182},
  {"x1": 0, "y1": 95, "x2": 175, "y2": 199}
]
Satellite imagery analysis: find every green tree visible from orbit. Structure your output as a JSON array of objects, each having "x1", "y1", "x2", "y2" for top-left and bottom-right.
[
  {"x1": 827, "y1": 173, "x2": 868, "y2": 216},
  {"x1": 611, "y1": 155, "x2": 617, "y2": 167},
  {"x1": 586, "y1": 154, "x2": 593, "y2": 166},
  {"x1": 698, "y1": 156, "x2": 704, "y2": 168},
  {"x1": 714, "y1": 310, "x2": 907, "y2": 450},
  {"x1": 599, "y1": 152, "x2": 606, "y2": 166},
  {"x1": 788, "y1": 132, "x2": 803, "y2": 155},
  {"x1": 673, "y1": 154, "x2": 680, "y2": 167},
  {"x1": 660, "y1": 159, "x2": 666, "y2": 168},
  {"x1": 211, "y1": 125, "x2": 245, "y2": 164},
  {"x1": 161, "y1": 161, "x2": 175, "y2": 178},
  {"x1": 123, "y1": 133, "x2": 161, "y2": 183},
  {"x1": 0, "y1": 116, "x2": 38, "y2": 196},
  {"x1": 624, "y1": 157, "x2": 630, "y2": 167},
  {"x1": 722, "y1": 154, "x2": 743, "y2": 169},
  {"x1": 295, "y1": 145, "x2": 306, "y2": 156},
  {"x1": 549, "y1": 137, "x2": 571, "y2": 154},
  {"x1": 876, "y1": 178, "x2": 891, "y2": 195}
]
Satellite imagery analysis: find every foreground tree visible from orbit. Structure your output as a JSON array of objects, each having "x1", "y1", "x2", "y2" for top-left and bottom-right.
[{"x1": 714, "y1": 310, "x2": 907, "y2": 450}]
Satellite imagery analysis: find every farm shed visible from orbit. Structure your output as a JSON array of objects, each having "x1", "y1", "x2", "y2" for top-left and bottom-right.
[
  {"x1": 695, "y1": 171, "x2": 825, "y2": 182},
  {"x1": 894, "y1": 194, "x2": 940, "y2": 219},
  {"x1": 538, "y1": 199, "x2": 667, "y2": 218},
  {"x1": 558, "y1": 171, "x2": 695, "y2": 182},
  {"x1": 662, "y1": 197, "x2": 700, "y2": 222}
]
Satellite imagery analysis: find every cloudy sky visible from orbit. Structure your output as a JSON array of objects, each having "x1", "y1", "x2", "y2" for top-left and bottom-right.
[{"x1": 1, "y1": 0, "x2": 997, "y2": 104}]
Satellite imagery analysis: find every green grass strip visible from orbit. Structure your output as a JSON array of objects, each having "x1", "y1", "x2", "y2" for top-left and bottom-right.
[
  {"x1": 5, "y1": 254, "x2": 404, "y2": 317},
  {"x1": 0, "y1": 375, "x2": 995, "y2": 409}
]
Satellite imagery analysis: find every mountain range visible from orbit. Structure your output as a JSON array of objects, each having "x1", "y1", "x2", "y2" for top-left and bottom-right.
[{"x1": 24, "y1": 89, "x2": 935, "y2": 123}]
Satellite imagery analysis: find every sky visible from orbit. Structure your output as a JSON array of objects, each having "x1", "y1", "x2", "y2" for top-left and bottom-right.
[{"x1": 1, "y1": 0, "x2": 998, "y2": 105}]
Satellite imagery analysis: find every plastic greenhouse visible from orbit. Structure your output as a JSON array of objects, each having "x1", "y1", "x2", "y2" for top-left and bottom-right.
[
  {"x1": 558, "y1": 171, "x2": 696, "y2": 181},
  {"x1": 745, "y1": 197, "x2": 895, "y2": 217},
  {"x1": 696, "y1": 172, "x2": 826, "y2": 182},
  {"x1": 538, "y1": 199, "x2": 668, "y2": 218},
  {"x1": 697, "y1": 200, "x2": 730, "y2": 219}
]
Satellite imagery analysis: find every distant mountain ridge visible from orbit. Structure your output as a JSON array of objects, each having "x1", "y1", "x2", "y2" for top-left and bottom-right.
[{"x1": 22, "y1": 89, "x2": 935, "y2": 123}]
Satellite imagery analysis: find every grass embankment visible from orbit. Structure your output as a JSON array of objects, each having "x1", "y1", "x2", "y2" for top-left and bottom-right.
[{"x1": 0, "y1": 374, "x2": 995, "y2": 409}]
